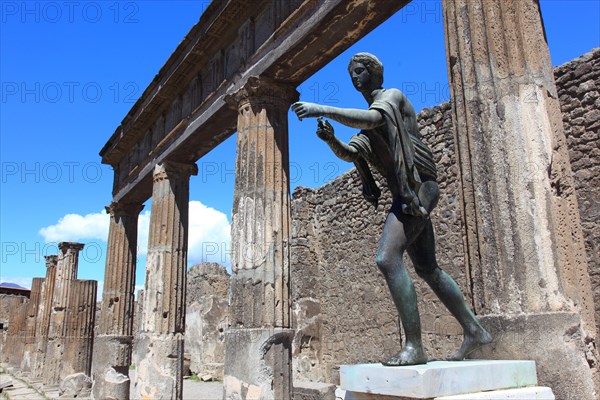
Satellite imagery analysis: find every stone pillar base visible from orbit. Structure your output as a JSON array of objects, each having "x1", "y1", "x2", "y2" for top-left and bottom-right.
[
  {"x1": 472, "y1": 312, "x2": 596, "y2": 400},
  {"x1": 92, "y1": 335, "x2": 133, "y2": 399},
  {"x1": 224, "y1": 328, "x2": 294, "y2": 400},
  {"x1": 131, "y1": 333, "x2": 184, "y2": 400}
]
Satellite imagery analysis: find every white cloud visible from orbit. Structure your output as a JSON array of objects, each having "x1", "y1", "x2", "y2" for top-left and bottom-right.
[
  {"x1": 39, "y1": 211, "x2": 109, "y2": 242},
  {"x1": 187, "y1": 200, "x2": 231, "y2": 266},
  {"x1": 39, "y1": 200, "x2": 231, "y2": 267}
]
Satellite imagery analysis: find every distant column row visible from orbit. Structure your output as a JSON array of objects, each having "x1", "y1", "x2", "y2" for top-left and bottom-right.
[{"x1": 2, "y1": 243, "x2": 97, "y2": 387}]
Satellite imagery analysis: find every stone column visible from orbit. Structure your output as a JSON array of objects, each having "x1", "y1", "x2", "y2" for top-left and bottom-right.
[
  {"x1": 33, "y1": 255, "x2": 57, "y2": 376},
  {"x1": 21, "y1": 277, "x2": 44, "y2": 371},
  {"x1": 224, "y1": 77, "x2": 298, "y2": 400},
  {"x1": 7, "y1": 302, "x2": 28, "y2": 366},
  {"x1": 44, "y1": 242, "x2": 85, "y2": 385},
  {"x1": 132, "y1": 161, "x2": 197, "y2": 400},
  {"x1": 443, "y1": 0, "x2": 598, "y2": 397},
  {"x1": 63, "y1": 279, "x2": 97, "y2": 378},
  {"x1": 92, "y1": 201, "x2": 143, "y2": 400}
]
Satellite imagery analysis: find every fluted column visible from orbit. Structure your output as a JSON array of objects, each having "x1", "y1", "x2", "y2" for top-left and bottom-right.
[
  {"x1": 63, "y1": 280, "x2": 97, "y2": 379},
  {"x1": 443, "y1": 0, "x2": 598, "y2": 397},
  {"x1": 44, "y1": 242, "x2": 84, "y2": 384},
  {"x1": 92, "y1": 202, "x2": 143, "y2": 400},
  {"x1": 33, "y1": 255, "x2": 57, "y2": 376},
  {"x1": 21, "y1": 277, "x2": 44, "y2": 371},
  {"x1": 132, "y1": 161, "x2": 197, "y2": 400},
  {"x1": 224, "y1": 77, "x2": 298, "y2": 400},
  {"x1": 7, "y1": 302, "x2": 28, "y2": 366}
]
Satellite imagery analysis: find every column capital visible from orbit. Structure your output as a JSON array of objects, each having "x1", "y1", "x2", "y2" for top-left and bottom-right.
[
  {"x1": 58, "y1": 242, "x2": 85, "y2": 252},
  {"x1": 153, "y1": 161, "x2": 198, "y2": 183},
  {"x1": 225, "y1": 76, "x2": 299, "y2": 110},
  {"x1": 105, "y1": 201, "x2": 144, "y2": 217},
  {"x1": 45, "y1": 255, "x2": 58, "y2": 268}
]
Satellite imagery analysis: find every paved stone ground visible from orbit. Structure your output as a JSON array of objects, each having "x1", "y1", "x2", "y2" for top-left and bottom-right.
[{"x1": 0, "y1": 364, "x2": 223, "y2": 400}]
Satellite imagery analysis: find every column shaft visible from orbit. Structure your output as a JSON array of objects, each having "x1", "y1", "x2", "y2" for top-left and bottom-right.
[
  {"x1": 21, "y1": 277, "x2": 44, "y2": 371},
  {"x1": 33, "y1": 255, "x2": 57, "y2": 376},
  {"x1": 63, "y1": 280, "x2": 97, "y2": 379},
  {"x1": 44, "y1": 242, "x2": 85, "y2": 385},
  {"x1": 443, "y1": 0, "x2": 598, "y2": 396},
  {"x1": 224, "y1": 77, "x2": 298, "y2": 400},
  {"x1": 132, "y1": 161, "x2": 197, "y2": 400},
  {"x1": 92, "y1": 202, "x2": 143, "y2": 400}
]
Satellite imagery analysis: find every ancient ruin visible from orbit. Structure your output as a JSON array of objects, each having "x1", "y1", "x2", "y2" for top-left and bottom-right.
[
  {"x1": 1, "y1": 243, "x2": 97, "y2": 394},
  {"x1": 1, "y1": 1, "x2": 599, "y2": 399}
]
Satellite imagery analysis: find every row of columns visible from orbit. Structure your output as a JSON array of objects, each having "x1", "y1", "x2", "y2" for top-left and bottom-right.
[
  {"x1": 3, "y1": 244, "x2": 97, "y2": 387},
  {"x1": 92, "y1": 78, "x2": 299, "y2": 399}
]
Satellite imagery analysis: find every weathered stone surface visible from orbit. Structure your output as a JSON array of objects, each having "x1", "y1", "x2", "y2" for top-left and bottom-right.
[
  {"x1": 132, "y1": 161, "x2": 197, "y2": 400},
  {"x1": 555, "y1": 48, "x2": 600, "y2": 340},
  {"x1": 443, "y1": 0, "x2": 597, "y2": 397},
  {"x1": 132, "y1": 333, "x2": 185, "y2": 400},
  {"x1": 32, "y1": 256, "x2": 57, "y2": 377},
  {"x1": 93, "y1": 201, "x2": 143, "y2": 400},
  {"x1": 21, "y1": 278, "x2": 44, "y2": 372},
  {"x1": 185, "y1": 263, "x2": 229, "y2": 380},
  {"x1": 225, "y1": 78, "x2": 298, "y2": 400},
  {"x1": 62, "y1": 279, "x2": 96, "y2": 378},
  {"x1": 472, "y1": 312, "x2": 595, "y2": 400},
  {"x1": 59, "y1": 372, "x2": 92, "y2": 398},
  {"x1": 224, "y1": 328, "x2": 294, "y2": 400},
  {"x1": 293, "y1": 381, "x2": 336, "y2": 400},
  {"x1": 43, "y1": 242, "x2": 85, "y2": 385}
]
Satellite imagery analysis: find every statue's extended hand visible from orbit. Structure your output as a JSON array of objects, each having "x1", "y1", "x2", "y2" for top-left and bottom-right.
[
  {"x1": 291, "y1": 102, "x2": 323, "y2": 120},
  {"x1": 316, "y1": 117, "x2": 334, "y2": 141}
]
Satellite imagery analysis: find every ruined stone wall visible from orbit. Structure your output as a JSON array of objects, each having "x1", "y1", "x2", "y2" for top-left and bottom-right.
[
  {"x1": 185, "y1": 262, "x2": 230, "y2": 379},
  {"x1": 554, "y1": 48, "x2": 600, "y2": 337},
  {"x1": 133, "y1": 263, "x2": 230, "y2": 379},
  {"x1": 290, "y1": 47, "x2": 600, "y2": 384}
]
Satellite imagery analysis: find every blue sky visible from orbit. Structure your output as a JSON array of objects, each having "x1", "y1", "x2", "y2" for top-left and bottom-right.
[{"x1": 1, "y1": 0, "x2": 599, "y2": 294}]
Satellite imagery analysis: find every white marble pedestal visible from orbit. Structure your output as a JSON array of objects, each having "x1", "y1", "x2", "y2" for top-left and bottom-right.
[{"x1": 338, "y1": 360, "x2": 555, "y2": 399}]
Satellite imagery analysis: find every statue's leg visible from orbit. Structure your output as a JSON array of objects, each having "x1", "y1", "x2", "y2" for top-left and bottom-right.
[
  {"x1": 377, "y1": 206, "x2": 428, "y2": 366},
  {"x1": 407, "y1": 220, "x2": 492, "y2": 360}
]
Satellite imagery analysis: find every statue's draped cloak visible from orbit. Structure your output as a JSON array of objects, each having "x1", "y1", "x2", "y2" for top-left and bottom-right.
[{"x1": 349, "y1": 92, "x2": 437, "y2": 216}]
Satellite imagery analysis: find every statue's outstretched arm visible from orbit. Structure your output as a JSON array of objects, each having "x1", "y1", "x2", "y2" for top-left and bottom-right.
[{"x1": 292, "y1": 102, "x2": 384, "y2": 130}]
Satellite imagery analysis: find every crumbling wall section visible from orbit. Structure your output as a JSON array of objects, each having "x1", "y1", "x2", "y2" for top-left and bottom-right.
[
  {"x1": 554, "y1": 47, "x2": 600, "y2": 337},
  {"x1": 185, "y1": 262, "x2": 230, "y2": 379}
]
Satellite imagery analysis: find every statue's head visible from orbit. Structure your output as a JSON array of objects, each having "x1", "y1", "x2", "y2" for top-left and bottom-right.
[{"x1": 348, "y1": 53, "x2": 384, "y2": 92}]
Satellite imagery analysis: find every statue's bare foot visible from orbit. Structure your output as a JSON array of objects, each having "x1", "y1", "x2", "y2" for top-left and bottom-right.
[
  {"x1": 382, "y1": 346, "x2": 428, "y2": 366},
  {"x1": 446, "y1": 326, "x2": 492, "y2": 361}
]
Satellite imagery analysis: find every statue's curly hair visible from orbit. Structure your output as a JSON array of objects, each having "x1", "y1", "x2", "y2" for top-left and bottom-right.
[{"x1": 348, "y1": 53, "x2": 384, "y2": 88}]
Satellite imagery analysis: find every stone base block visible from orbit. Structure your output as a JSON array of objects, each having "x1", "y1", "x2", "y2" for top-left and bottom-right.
[
  {"x1": 131, "y1": 332, "x2": 184, "y2": 400},
  {"x1": 436, "y1": 386, "x2": 554, "y2": 399},
  {"x1": 293, "y1": 381, "x2": 337, "y2": 400},
  {"x1": 224, "y1": 328, "x2": 294, "y2": 400},
  {"x1": 473, "y1": 312, "x2": 596, "y2": 400},
  {"x1": 335, "y1": 386, "x2": 554, "y2": 400},
  {"x1": 92, "y1": 335, "x2": 133, "y2": 400},
  {"x1": 340, "y1": 360, "x2": 537, "y2": 399}
]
